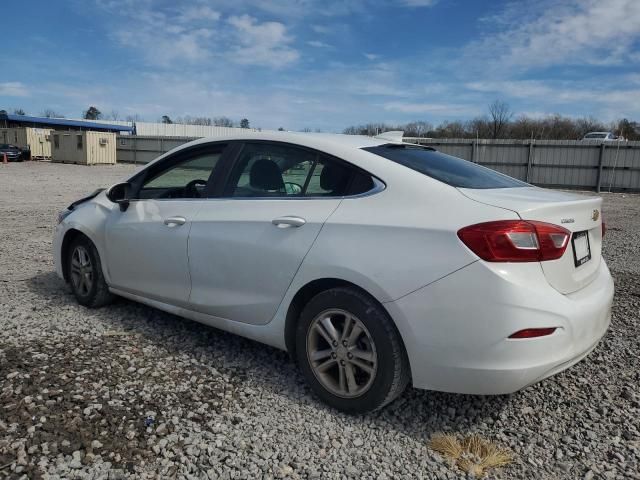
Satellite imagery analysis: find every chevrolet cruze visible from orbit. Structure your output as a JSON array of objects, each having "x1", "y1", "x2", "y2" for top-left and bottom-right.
[{"x1": 54, "y1": 132, "x2": 614, "y2": 413}]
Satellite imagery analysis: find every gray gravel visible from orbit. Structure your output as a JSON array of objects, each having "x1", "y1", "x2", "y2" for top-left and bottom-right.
[{"x1": 1, "y1": 161, "x2": 639, "y2": 479}]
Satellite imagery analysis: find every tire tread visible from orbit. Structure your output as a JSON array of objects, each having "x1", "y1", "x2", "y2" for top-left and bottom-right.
[
  {"x1": 296, "y1": 286, "x2": 410, "y2": 413},
  {"x1": 69, "y1": 236, "x2": 114, "y2": 308}
]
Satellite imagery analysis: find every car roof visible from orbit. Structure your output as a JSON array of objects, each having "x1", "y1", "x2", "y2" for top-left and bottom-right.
[
  {"x1": 140, "y1": 131, "x2": 414, "y2": 177},
  {"x1": 183, "y1": 131, "x2": 391, "y2": 150}
]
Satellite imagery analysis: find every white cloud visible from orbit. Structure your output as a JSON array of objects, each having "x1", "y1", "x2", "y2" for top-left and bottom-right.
[
  {"x1": 227, "y1": 14, "x2": 299, "y2": 67},
  {"x1": 464, "y1": 79, "x2": 640, "y2": 119},
  {"x1": 178, "y1": 6, "x2": 221, "y2": 23},
  {"x1": 399, "y1": 0, "x2": 439, "y2": 6},
  {"x1": 364, "y1": 53, "x2": 379, "y2": 61},
  {"x1": 311, "y1": 24, "x2": 331, "y2": 34},
  {"x1": 469, "y1": 0, "x2": 640, "y2": 69},
  {"x1": 0, "y1": 82, "x2": 29, "y2": 97},
  {"x1": 383, "y1": 101, "x2": 478, "y2": 115},
  {"x1": 307, "y1": 40, "x2": 331, "y2": 48}
]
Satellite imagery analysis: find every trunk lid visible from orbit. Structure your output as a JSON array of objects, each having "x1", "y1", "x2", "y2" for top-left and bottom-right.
[{"x1": 459, "y1": 186, "x2": 603, "y2": 294}]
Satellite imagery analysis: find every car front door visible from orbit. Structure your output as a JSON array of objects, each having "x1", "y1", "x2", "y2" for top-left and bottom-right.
[
  {"x1": 188, "y1": 141, "x2": 368, "y2": 325},
  {"x1": 104, "y1": 143, "x2": 228, "y2": 306}
]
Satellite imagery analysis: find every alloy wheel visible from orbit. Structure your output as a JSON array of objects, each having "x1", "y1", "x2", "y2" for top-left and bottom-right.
[
  {"x1": 306, "y1": 308, "x2": 378, "y2": 398},
  {"x1": 70, "y1": 246, "x2": 93, "y2": 297}
]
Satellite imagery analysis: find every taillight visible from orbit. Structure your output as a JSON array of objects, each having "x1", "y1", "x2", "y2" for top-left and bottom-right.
[
  {"x1": 508, "y1": 328, "x2": 557, "y2": 339},
  {"x1": 457, "y1": 220, "x2": 570, "y2": 262}
]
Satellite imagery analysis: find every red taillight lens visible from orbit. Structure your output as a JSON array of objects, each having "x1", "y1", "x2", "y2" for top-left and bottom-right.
[
  {"x1": 457, "y1": 220, "x2": 570, "y2": 262},
  {"x1": 509, "y1": 328, "x2": 557, "y2": 339}
]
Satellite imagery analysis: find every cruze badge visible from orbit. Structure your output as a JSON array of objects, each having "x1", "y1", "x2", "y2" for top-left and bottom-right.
[
  {"x1": 561, "y1": 218, "x2": 575, "y2": 224},
  {"x1": 592, "y1": 209, "x2": 600, "y2": 221}
]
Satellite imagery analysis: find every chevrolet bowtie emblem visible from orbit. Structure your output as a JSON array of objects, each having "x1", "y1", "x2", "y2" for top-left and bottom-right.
[{"x1": 592, "y1": 209, "x2": 600, "y2": 221}]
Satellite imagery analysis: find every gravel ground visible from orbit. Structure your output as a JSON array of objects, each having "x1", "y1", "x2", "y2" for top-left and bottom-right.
[{"x1": 1, "y1": 161, "x2": 639, "y2": 480}]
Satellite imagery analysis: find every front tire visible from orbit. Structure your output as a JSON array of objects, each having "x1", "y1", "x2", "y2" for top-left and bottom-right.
[
  {"x1": 68, "y1": 236, "x2": 114, "y2": 308},
  {"x1": 296, "y1": 287, "x2": 410, "y2": 413}
]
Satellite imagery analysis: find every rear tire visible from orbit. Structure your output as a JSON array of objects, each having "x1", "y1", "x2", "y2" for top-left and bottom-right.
[
  {"x1": 68, "y1": 236, "x2": 114, "y2": 308},
  {"x1": 296, "y1": 287, "x2": 410, "y2": 413}
]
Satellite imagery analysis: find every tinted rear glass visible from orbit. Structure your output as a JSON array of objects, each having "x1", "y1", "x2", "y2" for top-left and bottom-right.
[{"x1": 363, "y1": 144, "x2": 528, "y2": 189}]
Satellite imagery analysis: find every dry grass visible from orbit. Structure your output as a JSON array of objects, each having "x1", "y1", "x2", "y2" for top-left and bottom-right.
[{"x1": 429, "y1": 433, "x2": 513, "y2": 477}]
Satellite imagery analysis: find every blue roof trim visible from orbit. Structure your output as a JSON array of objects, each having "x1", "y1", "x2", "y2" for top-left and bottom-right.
[{"x1": 0, "y1": 113, "x2": 134, "y2": 132}]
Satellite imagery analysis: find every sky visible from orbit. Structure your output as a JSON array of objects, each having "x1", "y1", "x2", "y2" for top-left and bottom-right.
[{"x1": 1, "y1": 0, "x2": 639, "y2": 131}]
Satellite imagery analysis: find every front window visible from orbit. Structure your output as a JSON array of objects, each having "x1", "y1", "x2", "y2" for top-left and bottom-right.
[
  {"x1": 136, "y1": 148, "x2": 224, "y2": 199},
  {"x1": 584, "y1": 133, "x2": 607, "y2": 139},
  {"x1": 363, "y1": 144, "x2": 528, "y2": 189}
]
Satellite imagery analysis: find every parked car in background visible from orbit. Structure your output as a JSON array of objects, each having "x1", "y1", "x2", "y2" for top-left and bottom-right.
[
  {"x1": 53, "y1": 131, "x2": 613, "y2": 413},
  {"x1": 0, "y1": 144, "x2": 25, "y2": 161},
  {"x1": 582, "y1": 132, "x2": 624, "y2": 141}
]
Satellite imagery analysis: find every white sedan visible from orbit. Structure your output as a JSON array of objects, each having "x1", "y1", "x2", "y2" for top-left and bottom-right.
[{"x1": 54, "y1": 132, "x2": 614, "y2": 413}]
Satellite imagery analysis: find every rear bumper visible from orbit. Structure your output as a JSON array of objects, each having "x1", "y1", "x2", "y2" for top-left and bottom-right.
[{"x1": 385, "y1": 258, "x2": 613, "y2": 395}]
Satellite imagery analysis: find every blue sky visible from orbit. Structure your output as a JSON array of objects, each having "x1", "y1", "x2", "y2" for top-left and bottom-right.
[{"x1": 1, "y1": 0, "x2": 639, "y2": 131}]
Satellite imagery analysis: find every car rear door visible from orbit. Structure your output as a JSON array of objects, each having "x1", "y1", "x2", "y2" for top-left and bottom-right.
[
  {"x1": 104, "y1": 142, "x2": 230, "y2": 306},
  {"x1": 187, "y1": 141, "x2": 369, "y2": 325}
]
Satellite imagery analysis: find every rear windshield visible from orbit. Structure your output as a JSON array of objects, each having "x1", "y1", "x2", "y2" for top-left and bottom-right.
[{"x1": 363, "y1": 144, "x2": 528, "y2": 189}]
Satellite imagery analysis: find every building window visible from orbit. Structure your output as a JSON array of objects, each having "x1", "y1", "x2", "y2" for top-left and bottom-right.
[
  {"x1": 77, "y1": 135, "x2": 83, "y2": 150},
  {"x1": 53, "y1": 135, "x2": 59, "y2": 149}
]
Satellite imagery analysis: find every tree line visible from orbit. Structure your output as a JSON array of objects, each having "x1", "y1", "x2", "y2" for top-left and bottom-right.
[
  {"x1": 160, "y1": 115, "x2": 251, "y2": 129},
  {"x1": 6, "y1": 100, "x2": 639, "y2": 140},
  {"x1": 4, "y1": 106, "x2": 253, "y2": 129},
  {"x1": 343, "y1": 100, "x2": 640, "y2": 141}
]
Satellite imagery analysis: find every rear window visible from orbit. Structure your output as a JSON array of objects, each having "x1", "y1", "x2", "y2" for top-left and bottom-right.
[{"x1": 362, "y1": 144, "x2": 528, "y2": 189}]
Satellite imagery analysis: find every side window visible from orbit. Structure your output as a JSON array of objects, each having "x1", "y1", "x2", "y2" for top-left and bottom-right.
[
  {"x1": 226, "y1": 143, "x2": 377, "y2": 198},
  {"x1": 136, "y1": 148, "x2": 224, "y2": 200},
  {"x1": 228, "y1": 143, "x2": 316, "y2": 197},
  {"x1": 304, "y1": 156, "x2": 373, "y2": 196}
]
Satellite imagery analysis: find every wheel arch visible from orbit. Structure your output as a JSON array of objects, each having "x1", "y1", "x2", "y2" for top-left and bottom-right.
[
  {"x1": 60, "y1": 228, "x2": 99, "y2": 283},
  {"x1": 284, "y1": 278, "x2": 407, "y2": 364}
]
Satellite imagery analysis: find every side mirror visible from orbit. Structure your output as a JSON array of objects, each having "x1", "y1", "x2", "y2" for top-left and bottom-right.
[{"x1": 107, "y1": 182, "x2": 131, "y2": 212}]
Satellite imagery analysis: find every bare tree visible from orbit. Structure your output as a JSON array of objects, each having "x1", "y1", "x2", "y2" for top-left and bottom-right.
[
  {"x1": 13, "y1": 108, "x2": 26, "y2": 115},
  {"x1": 108, "y1": 110, "x2": 120, "y2": 121},
  {"x1": 83, "y1": 106, "x2": 102, "y2": 120},
  {"x1": 575, "y1": 116, "x2": 606, "y2": 138},
  {"x1": 342, "y1": 112, "x2": 640, "y2": 141},
  {"x1": 175, "y1": 116, "x2": 213, "y2": 126},
  {"x1": 617, "y1": 118, "x2": 639, "y2": 140},
  {"x1": 488, "y1": 100, "x2": 512, "y2": 139},
  {"x1": 404, "y1": 121, "x2": 433, "y2": 137},
  {"x1": 41, "y1": 109, "x2": 65, "y2": 118},
  {"x1": 213, "y1": 116, "x2": 233, "y2": 127}
]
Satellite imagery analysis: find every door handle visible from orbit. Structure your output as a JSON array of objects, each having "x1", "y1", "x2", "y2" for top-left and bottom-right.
[
  {"x1": 163, "y1": 216, "x2": 187, "y2": 226},
  {"x1": 272, "y1": 216, "x2": 306, "y2": 228}
]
